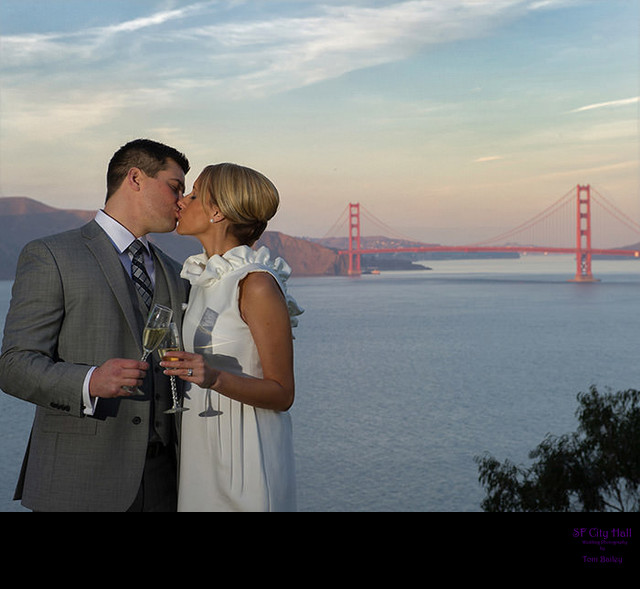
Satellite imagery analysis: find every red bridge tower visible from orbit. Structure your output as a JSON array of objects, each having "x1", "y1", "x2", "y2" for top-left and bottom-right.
[
  {"x1": 572, "y1": 184, "x2": 599, "y2": 282},
  {"x1": 348, "y1": 203, "x2": 361, "y2": 275}
]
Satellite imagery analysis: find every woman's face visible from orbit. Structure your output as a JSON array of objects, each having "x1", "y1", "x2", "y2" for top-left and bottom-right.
[{"x1": 176, "y1": 177, "x2": 212, "y2": 237}]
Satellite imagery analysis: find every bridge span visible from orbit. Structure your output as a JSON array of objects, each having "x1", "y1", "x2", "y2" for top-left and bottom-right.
[{"x1": 335, "y1": 186, "x2": 640, "y2": 281}]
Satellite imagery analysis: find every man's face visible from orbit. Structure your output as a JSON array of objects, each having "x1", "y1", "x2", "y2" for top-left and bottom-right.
[{"x1": 140, "y1": 158, "x2": 186, "y2": 233}]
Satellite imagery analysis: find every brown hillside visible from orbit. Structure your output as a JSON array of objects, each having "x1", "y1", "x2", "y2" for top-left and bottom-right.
[
  {"x1": 0, "y1": 197, "x2": 344, "y2": 279},
  {"x1": 256, "y1": 231, "x2": 348, "y2": 276}
]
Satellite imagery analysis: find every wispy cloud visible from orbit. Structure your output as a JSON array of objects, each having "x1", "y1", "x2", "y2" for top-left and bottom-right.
[
  {"x1": 570, "y1": 97, "x2": 640, "y2": 113},
  {"x1": 538, "y1": 159, "x2": 639, "y2": 182},
  {"x1": 101, "y1": 1, "x2": 218, "y2": 34},
  {"x1": 528, "y1": 0, "x2": 585, "y2": 9},
  {"x1": 1, "y1": 1, "x2": 220, "y2": 66},
  {"x1": 475, "y1": 156, "x2": 505, "y2": 163},
  {"x1": 1, "y1": 86, "x2": 175, "y2": 138},
  {"x1": 1, "y1": 0, "x2": 575, "y2": 97},
  {"x1": 161, "y1": 0, "x2": 544, "y2": 97}
]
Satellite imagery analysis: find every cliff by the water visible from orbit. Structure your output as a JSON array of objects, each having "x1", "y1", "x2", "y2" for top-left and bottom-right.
[{"x1": 0, "y1": 197, "x2": 345, "y2": 279}]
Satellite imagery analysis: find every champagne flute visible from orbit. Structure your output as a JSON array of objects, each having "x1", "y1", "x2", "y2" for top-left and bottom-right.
[
  {"x1": 125, "y1": 303, "x2": 173, "y2": 396},
  {"x1": 159, "y1": 323, "x2": 189, "y2": 414}
]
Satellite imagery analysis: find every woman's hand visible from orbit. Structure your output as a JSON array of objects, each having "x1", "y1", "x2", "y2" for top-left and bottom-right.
[{"x1": 160, "y1": 351, "x2": 220, "y2": 390}]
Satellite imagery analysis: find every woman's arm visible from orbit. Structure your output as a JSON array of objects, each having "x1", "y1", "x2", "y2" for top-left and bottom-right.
[{"x1": 162, "y1": 272, "x2": 295, "y2": 411}]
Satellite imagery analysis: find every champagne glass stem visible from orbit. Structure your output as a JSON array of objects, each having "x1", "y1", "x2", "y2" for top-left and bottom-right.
[
  {"x1": 170, "y1": 375, "x2": 178, "y2": 408},
  {"x1": 164, "y1": 374, "x2": 188, "y2": 414}
]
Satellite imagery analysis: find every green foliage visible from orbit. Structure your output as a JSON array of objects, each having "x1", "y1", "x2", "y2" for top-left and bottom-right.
[{"x1": 475, "y1": 386, "x2": 640, "y2": 512}]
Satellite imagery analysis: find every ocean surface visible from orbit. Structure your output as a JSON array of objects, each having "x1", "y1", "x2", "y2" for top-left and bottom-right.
[{"x1": 1, "y1": 254, "x2": 639, "y2": 512}]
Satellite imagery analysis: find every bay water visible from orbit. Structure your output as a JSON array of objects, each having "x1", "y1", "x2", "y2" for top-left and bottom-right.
[{"x1": 1, "y1": 255, "x2": 639, "y2": 512}]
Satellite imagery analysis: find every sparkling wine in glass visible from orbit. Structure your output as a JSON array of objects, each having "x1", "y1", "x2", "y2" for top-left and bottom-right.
[
  {"x1": 125, "y1": 303, "x2": 173, "y2": 396},
  {"x1": 159, "y1": 323, "x2": 189, "y2": 414}
]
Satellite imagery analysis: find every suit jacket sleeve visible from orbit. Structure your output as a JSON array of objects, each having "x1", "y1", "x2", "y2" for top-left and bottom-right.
[{"x1": 0, "y1": 239, "x2": 90, "y2": 417}]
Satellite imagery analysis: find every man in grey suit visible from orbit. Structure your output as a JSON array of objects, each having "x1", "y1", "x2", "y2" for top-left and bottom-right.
[{"x1": 0, "y1": 139, "x2": 191, "y2": 512}]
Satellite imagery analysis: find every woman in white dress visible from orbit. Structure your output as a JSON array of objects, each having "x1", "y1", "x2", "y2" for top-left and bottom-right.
[{"x1": 161, "y1": 163, "x2": 302, "y2": 512}]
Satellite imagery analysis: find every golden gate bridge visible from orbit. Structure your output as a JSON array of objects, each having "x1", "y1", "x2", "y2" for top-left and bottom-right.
[{"x1": 327, "y1": 185, "x2": 640, "y2": 281}]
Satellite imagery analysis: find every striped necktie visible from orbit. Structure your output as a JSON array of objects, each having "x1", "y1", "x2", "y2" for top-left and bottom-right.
[{"x1": 128, "y1": 240, "x2": 154, "y2": 309}]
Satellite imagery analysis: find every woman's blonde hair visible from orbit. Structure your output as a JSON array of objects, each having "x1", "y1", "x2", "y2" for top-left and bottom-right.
[{"x1": 198, "y1": 163, "x2": 280, "y2": 246}]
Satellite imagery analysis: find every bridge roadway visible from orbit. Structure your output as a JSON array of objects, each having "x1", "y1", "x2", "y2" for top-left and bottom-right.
[{"x1": 338, "y1": 246, "x2": 640, "y2": 257}]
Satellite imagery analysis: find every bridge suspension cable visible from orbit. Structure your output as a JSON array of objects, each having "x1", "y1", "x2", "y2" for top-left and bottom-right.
[
  {"x1": 465, "y1": 187, "x2": 576, "y2": 247},
  {"x1": 321, "y1": 203, "x2": 349, "y2": 238},
  {"x1": 359, "y1": 205, "x2": 424, "y2": 243},
  {"x1": 591, "y1": 186, "x2": 640, "y2": 235},
  {"x1": 322, "y1": 202, "x2": 424, "y2": 243}
]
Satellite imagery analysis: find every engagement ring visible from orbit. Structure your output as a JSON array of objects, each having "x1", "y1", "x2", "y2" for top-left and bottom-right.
[{"x1": 187, "y1": 368, "x2": 193, "y2": 377}]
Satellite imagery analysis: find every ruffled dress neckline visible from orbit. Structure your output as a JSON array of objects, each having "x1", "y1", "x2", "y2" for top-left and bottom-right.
[{"x1": 181, "y1": 245, "x2": 303, "y2": 326}]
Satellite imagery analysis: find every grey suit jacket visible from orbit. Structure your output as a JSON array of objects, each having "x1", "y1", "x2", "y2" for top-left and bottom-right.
[{"x1": 0, "y1": 221, "x2": 190, "y2": 512}]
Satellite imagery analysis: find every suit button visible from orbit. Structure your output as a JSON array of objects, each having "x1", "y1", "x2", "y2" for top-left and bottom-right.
[{"x1": 132, "y1": 417, "x2": 142, "y2": 425}]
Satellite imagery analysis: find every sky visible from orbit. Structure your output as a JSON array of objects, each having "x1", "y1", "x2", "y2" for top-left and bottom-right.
[{"x1": 0, "y1": 0, "x2": 638, "y2": 244}]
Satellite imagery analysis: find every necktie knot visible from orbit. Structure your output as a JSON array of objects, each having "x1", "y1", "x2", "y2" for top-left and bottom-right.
[
  {"x1": 128, "y1": 240, "x2": 153, "y2": 309},
  {"x1": 128, "y1": 239, "x2": 145, "y2": 257}
]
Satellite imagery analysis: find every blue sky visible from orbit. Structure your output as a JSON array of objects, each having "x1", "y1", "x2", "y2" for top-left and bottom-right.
[{"x1": 0, "y1": 0, "x2": 638, "y2": 243}]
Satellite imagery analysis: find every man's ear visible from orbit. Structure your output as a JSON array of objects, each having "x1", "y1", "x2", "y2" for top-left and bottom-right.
[{"x1": 127, "y1": 167, "x2": 144, "y2": 192}]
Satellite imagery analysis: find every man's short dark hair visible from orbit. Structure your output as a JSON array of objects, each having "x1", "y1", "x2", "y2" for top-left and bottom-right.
[{"x1": 106, "y1": 139, "x2": 190, "y2": 201}]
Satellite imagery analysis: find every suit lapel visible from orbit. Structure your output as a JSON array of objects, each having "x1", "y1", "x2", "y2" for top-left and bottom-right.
[{"x1": 82, "y1": 221, "x2": 142, "y2": 348}]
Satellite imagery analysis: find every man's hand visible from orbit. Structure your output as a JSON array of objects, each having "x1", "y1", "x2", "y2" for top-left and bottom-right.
[{"x1": 89, "y1": 358, "x2": 149, "y2": 398}]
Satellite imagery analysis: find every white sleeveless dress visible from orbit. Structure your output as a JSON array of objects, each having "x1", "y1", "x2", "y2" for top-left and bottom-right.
[{"x1": 177, "y1": 246, "x2": 303, "y2": 512}]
